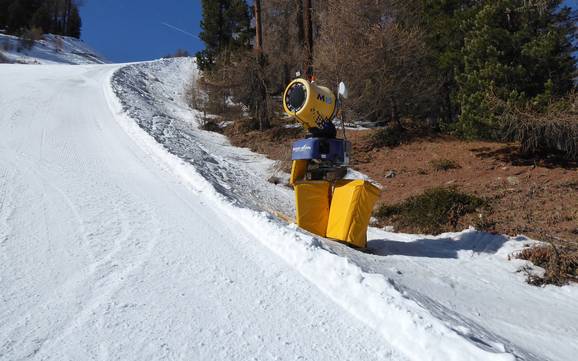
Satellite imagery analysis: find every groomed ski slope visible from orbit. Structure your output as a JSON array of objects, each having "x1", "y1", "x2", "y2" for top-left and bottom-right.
[{"x1": 0, "y1": 58, "x2": 575, "y2": 361}]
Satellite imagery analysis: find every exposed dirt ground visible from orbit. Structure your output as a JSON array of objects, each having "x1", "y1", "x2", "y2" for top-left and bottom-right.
[{"x1": 225, "y1": 120, "x2": 578, "y2": 247}]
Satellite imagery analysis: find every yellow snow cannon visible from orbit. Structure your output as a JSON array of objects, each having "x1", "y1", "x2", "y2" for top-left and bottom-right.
[
  {"x1": 283, "y1": 78, "x2": 337, "y2": 130},
  {"x1": 283, "y1": 78, "x2": 381, "y2": 249}
]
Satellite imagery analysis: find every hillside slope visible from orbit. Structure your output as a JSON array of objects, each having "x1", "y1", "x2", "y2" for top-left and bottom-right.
[{"x1": 0, "y1": 33, "x2": 106, "y2": 64}]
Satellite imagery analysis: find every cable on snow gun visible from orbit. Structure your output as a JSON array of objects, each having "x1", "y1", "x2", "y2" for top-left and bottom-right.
[{"x1": 283, "y1": 77, "x2": 380, "y2": 249}]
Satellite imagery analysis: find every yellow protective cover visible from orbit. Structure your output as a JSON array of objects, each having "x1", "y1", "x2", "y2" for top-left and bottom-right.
[
  {"x1": 327, "y1": 180, "x2": 381, "y2": 248},
  {"x1": 290, "y1": 160, "x2": 308, "y2": 186},
  {"x1": 294, "y1": 181, "x2": 331, "y2": 237},
  {"x1": 283, "y1": 78, "x2": 337, "y2": 130}
]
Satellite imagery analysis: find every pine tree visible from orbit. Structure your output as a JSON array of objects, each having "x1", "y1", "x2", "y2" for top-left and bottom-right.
[
  {"x1": 196, "y1": 0, "x2": 252, "y2": 71},
  {"x1": 7, "y1": 0, "x2": 28, "y2": 33},
  {"x1": 31, "y1": 3, "x2": 52, "y2": 33},
  {"x1": 456, "y1": 0, "x2": 577, "y2": 138},
  {"x1": 412, "y1": 0, "x2": 480, "y2": 123},
  {"x1": 0, "y1": 0, "x2": 14, "y2": 29},
  {"x1": 2, "y1": 0, "x2": 83, "y2": 37},
  {"x1": 66, "y1": 4, "x2": 81, "y2": 38}
]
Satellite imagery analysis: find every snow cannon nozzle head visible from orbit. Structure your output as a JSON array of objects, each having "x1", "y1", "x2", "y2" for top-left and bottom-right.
[
  {"x1": 286, "y1": 82, "x2": 307, "y2": 113},
  {"x1": 283, "y1": 78, "x2": 337, "y2": 131}
]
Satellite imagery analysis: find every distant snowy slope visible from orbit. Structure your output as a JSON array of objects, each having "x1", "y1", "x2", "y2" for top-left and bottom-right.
[{"x1": 0, "y1": 33, "x2": 106, "y2": 64}]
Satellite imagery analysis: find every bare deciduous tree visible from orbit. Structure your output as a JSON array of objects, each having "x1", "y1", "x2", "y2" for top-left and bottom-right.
[{"x1": 314, "y1": 0, "x2": 440, "y2": 127}]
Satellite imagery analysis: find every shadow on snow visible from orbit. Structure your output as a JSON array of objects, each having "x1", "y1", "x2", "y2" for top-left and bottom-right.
[{"x1": 367, "y1": 231, "x2": 514, "y2": 259}]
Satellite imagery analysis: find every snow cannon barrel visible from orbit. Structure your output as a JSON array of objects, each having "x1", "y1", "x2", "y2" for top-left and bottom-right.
[{"x1": 283, "y1": 78, "x2": 337, "y2": 130}]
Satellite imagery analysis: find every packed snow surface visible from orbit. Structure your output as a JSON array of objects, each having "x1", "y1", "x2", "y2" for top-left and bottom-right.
[{"x1": 0, "y1": 53, "x2": 576, "y2": 361}]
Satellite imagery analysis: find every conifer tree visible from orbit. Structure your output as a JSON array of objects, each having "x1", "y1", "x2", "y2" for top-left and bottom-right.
[
  {"x1": 196, "y1": 0, "x2": 252, "y2": 71},
  {"x1": 411, "y1": 0, "x2": 479, "y2": 123},
  {"x1": 0, "y1": 0, "x2": 13, "y2": 28},
  {"x1": 7, "y1": 0, "x2": 28, "y2": 33},
  {"x1": 66, "y1": 3, "x2": 81, "y2": 38},
  {"x1": 2, "y1": 0, "x2": 83, "y2": 38},
  {"x1": 457, "y1": 0, "x2": 577, "y2": 138},
  {"x1": 31, "y1": 3, "x2": 52, "y2": 33}
]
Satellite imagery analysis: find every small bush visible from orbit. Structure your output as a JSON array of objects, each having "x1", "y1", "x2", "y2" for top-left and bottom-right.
[
  {"x1": 229, "y1": 117, "x2": 260, "y2": 134},
  {"x1": 430, "y1": 159, "x2": 461, "y2": 171},
  {"x1": 205, "y1": 51, "x2": 272, "y2": 131},
  {"x1": 193, "y1": 76, "x2": 230, "y2": 116},
  {"x1": 367, "y1": 127, "x2": 404, "y2": 149},
  {"x1": 18, "y1": 27, "x2": 43, "y2": 51},
  {"x1": 496, "y1": 93, "x2": 578, "y2": 161},
  {"x1": 163, "y1": 49, "x2": 190, "y2": 58},
  {"x1": 199, "y1": 117, "x2": 223, "y2": 133},
  {"x1": 517, "y1": 242, "x2": 578, "y2": 286},
  {"x1": 186, "y1": 76, "x2": 204, "y2": 110},
  {"x1": 375, "y1": 187, "x2": 485, "y2": 234}
]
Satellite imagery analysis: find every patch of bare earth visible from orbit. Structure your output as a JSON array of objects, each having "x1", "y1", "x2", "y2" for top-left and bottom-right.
[{"x1": 224, "y1": 118, "x2": 305, "y2": 173}]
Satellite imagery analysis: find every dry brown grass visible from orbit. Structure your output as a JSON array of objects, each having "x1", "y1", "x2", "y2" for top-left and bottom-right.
[
  {"x1": 374, "y1": 187, "x2": 485, "y2": 235},
  {"x1": 516, "y1": 238, "x2": 578, "y2": 286},
  {"x1": 495, "y1": 93, "x2": 578, "y2": 161},
  {"x1": 430, "y1": 159, "x2": 461, "y2": 171},
  {"x1": 366, "y1": 127, "x2": 404, "y2": 149}
]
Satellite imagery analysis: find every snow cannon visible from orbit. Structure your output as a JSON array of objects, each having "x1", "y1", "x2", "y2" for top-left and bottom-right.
[
  {"x1": 283, "y1": 78, "x2": 337, "y2": 131},
  {"x1": 284, "y1": 78, "x2": 350, "y2": 182},
  {"x1": 283, "y1": 78, "x2": 381, "y2": 249}
]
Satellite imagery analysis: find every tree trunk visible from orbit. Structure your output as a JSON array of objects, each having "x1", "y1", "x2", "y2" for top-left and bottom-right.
[
  {"x1": 254, "y1": 0, "x2": 263, "y2": 52},
  {"x1": 444, "y1": 80, "x2": 453, "y2": 123},
  {"x1": 64, "y1": 0, "x2": 72, "y2": 35},
  {"x1": 218, "y1": 1, "x2": 225, "y2": 51},
  {"x1": 283, "y1": 63, "x2": 290, "y2": 87},
  {"x1": 390, "y1": 96, "x2": 402, "y2": 129},
  {"x1": 296, "y1": 0, "x2": 304, "y2": 45},
  {"x1": 303, "y1": 0, "x2": 313, "y2": 70},
  {"x1": 52, "y1": 2, "x2": 59, "y2": 34},
  {"x1": 257, "y1": 62, "x2": 271, "y2": 131},
  {"x1": 254, "y1": 0, "x2": 269, "y2": 130}
]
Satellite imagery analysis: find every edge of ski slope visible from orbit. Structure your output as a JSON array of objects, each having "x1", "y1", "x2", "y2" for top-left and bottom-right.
[{"x1": 102, "y1": 64, "x2": 516, "y2": 361}]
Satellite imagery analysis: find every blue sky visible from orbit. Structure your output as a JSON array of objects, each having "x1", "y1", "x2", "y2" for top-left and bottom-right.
[
  {"x1": 80, "y1": 0, "x2": 204, "y2": 62},
  {"x1": 80, "y1": 0, "x2": 576, "y2": 63}
]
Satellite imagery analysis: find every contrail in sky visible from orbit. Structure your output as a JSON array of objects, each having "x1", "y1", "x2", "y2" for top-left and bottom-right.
[{"x1": 161, "y1": 22, "x2": 201, "y2": 40}]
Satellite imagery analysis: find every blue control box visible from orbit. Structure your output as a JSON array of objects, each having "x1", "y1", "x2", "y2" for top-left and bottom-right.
[{"x1": 291, "y1": 138, "x2": 350, "y2": 165}]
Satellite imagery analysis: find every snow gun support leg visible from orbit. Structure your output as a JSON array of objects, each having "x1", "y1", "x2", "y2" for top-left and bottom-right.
[{"x1": 283, "y1": 78, "x2": 380, "y2": 248}]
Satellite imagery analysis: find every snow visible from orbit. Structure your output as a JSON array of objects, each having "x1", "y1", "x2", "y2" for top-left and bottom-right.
[
  {"x1": 0, "y1": 48, "x2": 576, "y2": 361},
  {"x1": 0, "y1": 33, "x2": 106, "y2": 64},
  {"x1": 107, "y1": 58, "x2": 578, "y2": 361}
]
